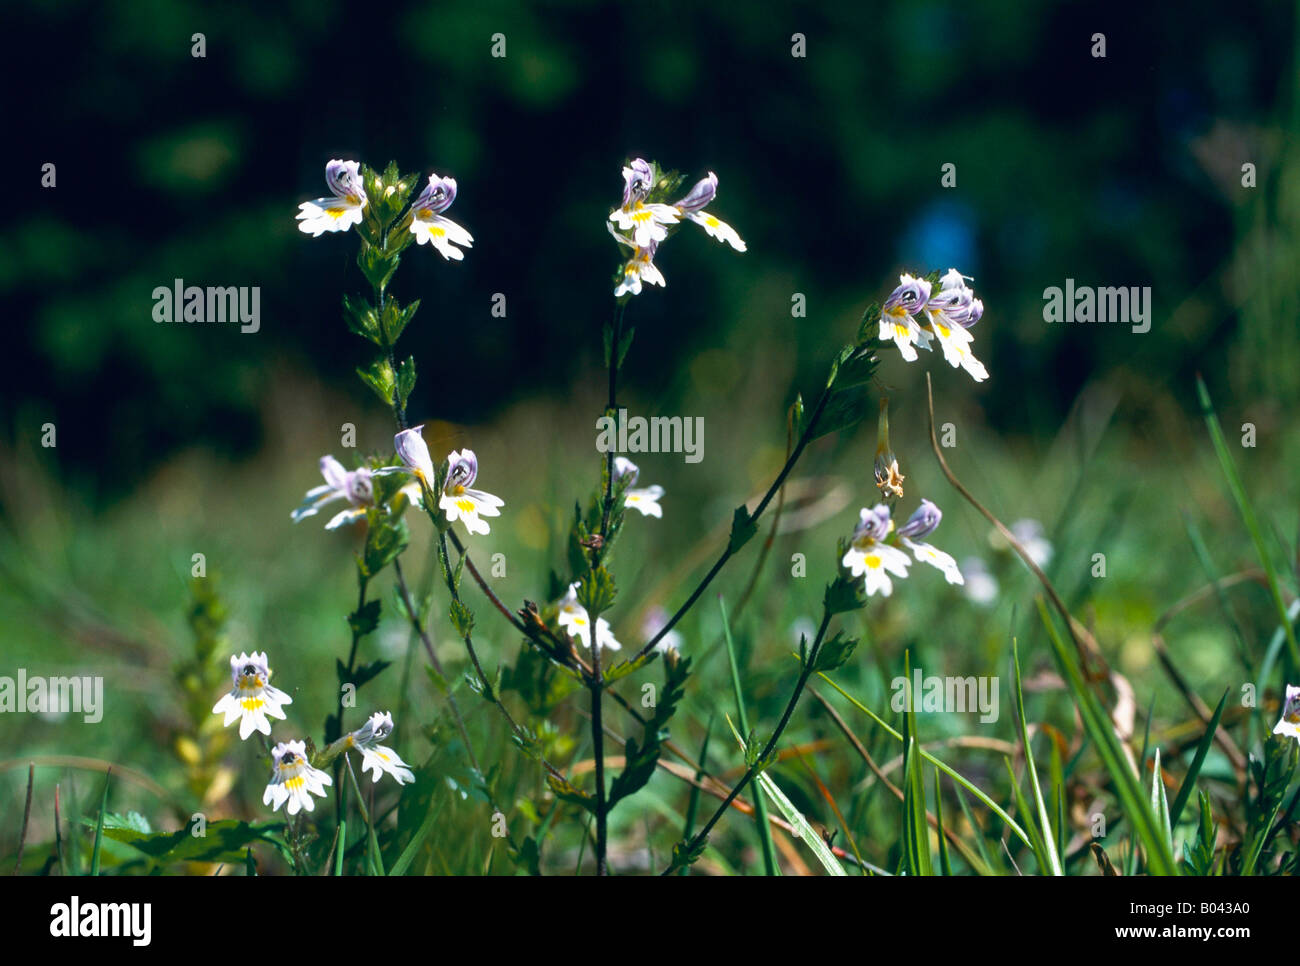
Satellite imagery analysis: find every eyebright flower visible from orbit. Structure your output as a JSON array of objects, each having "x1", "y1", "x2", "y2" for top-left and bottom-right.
[
  {"x1": 212, "y1": 652, "x2": 292, "y2": 740},
  {"x1": 997, "y1": 518, "x2": 1054, "y2": 568},
  {"x1": 613, "y1": 456, "x2": 640, "y2": 485},
  {"x1": 877, "y1": 274, "x2": 934, "y2": 361},
  {"x1": 896, "y1": 499, "x2": 964, "y2": 585},
  {"x1": 263, "y1": 740, "x2": 333, "y2": 815},
  {"x1": 613, "y1": 457, "x2": 664, "y2": 517},
  {"x1": 674, "y1": 172, "x2": 747, "y2": 252},
  {"x1": 841, "y1": 505, "x2": 912, "y2": 597},
  {"x1": 642, "y1": 606, "x2": 683, "y2": 657},
  {"x1": 556, "y1": 583, "x2": 621, "y2": 652},
  {"x1": 920, "y1": 270, "x2": 988, "y2": 382},
  {"x1": 612, "y1": 236, "x2": 666, "y2": 297},
  {"x1": 293, "y1": 456, "x2": 422, "y2": 529},
  {"x1": 393, "y1": 424, "x2": 437, "y2": 490},
  {"x1": 291, "y1": 456, "x2": 372, "y2": 530},
  {"x1": 408, "y1": 173, "x2": 473, "y2": 261},
  {"x1": 438, "y1": 448, "x2": 504, "y2": 536},
  {"x1": 347, "y1": 711, "x2": 415, "y2": 785},
  {"x1": 961, "y1": 556, "x2": 999, "y2": 607},
  {"x1": 609, "y1": 158, "x2": 680, "y2": 248},
  {"x1": 625, "y1": 485, "x2": 664, "y2": 518},
  {"x1": 296, "y1": 159, "x2": 367, "y2": 236},
  {"x1": 1273, "y1": 685, "x2": 1300, "y2": 741}
]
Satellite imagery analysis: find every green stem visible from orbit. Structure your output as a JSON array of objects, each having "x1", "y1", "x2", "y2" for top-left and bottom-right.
[
  {"x1": 633, "y1": 384, "x2": 834, "y2": 663},
  {"x1": 662, "y1": 608, "x2": 833, "y2": 874}
]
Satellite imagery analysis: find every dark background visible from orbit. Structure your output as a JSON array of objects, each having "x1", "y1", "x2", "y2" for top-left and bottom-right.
[{"x1": 4, "y1": 0, "x2": 1295, "y2": 508}]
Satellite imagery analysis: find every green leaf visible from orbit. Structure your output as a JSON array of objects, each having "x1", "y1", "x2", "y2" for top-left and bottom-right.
[
  {"x1": 808, "y1": 631, "x2": 858, "y2": 671},
  {"x1": 348, "y1": 599, "x2": 382, "y2": 638},
  {"x1": 396, "y1": 356, "x2": 417, "y2": 409},
  {"x1": 1169, "y1": 689, "x2": 1228, "y2": 827},
  {"x1": 357, "y1": 357, "x2": 396, "y2": 407},
  {"x1": 727, "y1": 505, "x2": 758, "y2": 554},
  {"x1": 101, "y1": 818, "x2": 287, "y2": 867},
  {"x1": 546, "y1": 774, "x2": 596, "y2": 813},
  {"x1": 823, "y1": 575, "x2": 864, "y2": 615},
  {"x1": 810, "y1": 384, "x2": 871, "y2": 441},
  {"x1": 1182, "y1": 791, "x2": 1219, "y2": 876},
  {"x1": 576, "y1": 566, "x2": 617, "y2": 619},
  {"x1": 449, "y1": 598, "x2": 475, "y2": 638},
  {"x1": 665, "y1": 837, "x2": 707, "y2": 874},
  {"x1": 357, "y1": 245, "x2": 401, "y2": 291},
  {"x1": 362, "y1": 515, "x2": 409, "y2": 576},
  {"x1": 342, "y1": 293, "x2": 381, "y2": 344},
  {"x1": 338, "y1": 657, "x2": 391, "y2": 690}
]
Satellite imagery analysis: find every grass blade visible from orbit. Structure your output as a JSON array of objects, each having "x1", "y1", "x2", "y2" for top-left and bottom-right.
[
  {"x1": 719, "y1": 595, "x2": 778, "y2": 875},
  {"x1": 389, "y1": 796, "x2": 443, "y2": 876},
  {"x1": 1036, "y1": 598, "x2": 1178, "y2": 875},
  {"x1": 1197, "y1": 374, "x2": 1300, "y2": 666},
  {"x1": 1169, "y1": 689, "x2": 1228, "y2": 827},
  {"x1": 816, "y1": 672, "x2": 1033, "y2": 850},
  {"x1": 89, "y1": 769, "x2": 110, "y2": 877},
  {"x1": 724, "y1": 715, "x2": 845, "y2": 875},
  {"x1": 1012, "y1": 636, "x2": 1063, "y2": 875}
]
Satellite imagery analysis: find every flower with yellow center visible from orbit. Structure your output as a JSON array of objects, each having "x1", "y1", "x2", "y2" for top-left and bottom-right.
[
  {"x1": 263, "y1": 740, "x2": 333, "y2": 815},
  {"x1": 921, "y1": 269, "x2": 988, "y2": 382},
  {"x1": 211, "y1": 651, "x2": 292, "y2": 740},
  {"x1": 877, "y1": 274, "x2": 934, "y2": 361},
  {"x1": 556, "y1": 583, "x2": 621, "y2": 652},
  {"x1": 408, "y1": 173, "x2": 473, "y2": 261},
  {"x1": 674, "y1": 172, "x2": 746, "y2": 251},
  {"x1": 841, "y1": 505, "x2": 912, "y2": 597},
  {"x1": 438, "y1": 448, "x2": 504, "y2": 536},
  {"x1": 1274, "y1": 685, "x2": 1300, "y2": 741},
  {"x1": 296, "y1": 159, "x2": 367, "y2": 236},
  {"x1": 348, "y1": 711, "x2": 415, "y2": 785},
  {"x1": 896, "y1": 499, "x2": 964, "y2": 585}
]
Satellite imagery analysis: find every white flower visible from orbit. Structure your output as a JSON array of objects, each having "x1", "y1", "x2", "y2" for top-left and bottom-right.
[
  {"x1": 212, "y1": 652, "x2": 292, "y2": 740},
  {"x1": 625, "y1": 485, "x2": 664, "y2": 518},
  {"x1": 674, "y1": 171, "x2": 746, "y2": 251},
  {"x1": 408, "y1": 173, "x2": 473, "y2": 261},
  {"x1": 296, "y1": 159, "x2": 367, "y2": 236},
  {"x1": 613, "y1": 241, "x2": 666, "y2": 297},
  {"x1": 897, "y1": 499, "x2": 964, "y2": 585},
  {"x1": 921, "y1": 270, "x2": 988, "y2": 382},
  {"x1": 877, "y1": 274, "x2": 934, "y2": 361},
  {"x1": 557, "y1": 583, "x2": 621, "y2": 652},
  {"x1": 613, "y1": 457, "x2": 640, "y2": 484},
  {"x1": 642, "y1": 606, "x2": 683, "y2": 656},
  {"x1": 1274, "y1": 685, "x2": 1300, "y2": 741},
  {"x1": 292, "y1": 456, "x2": 371, "y2": 530},
  {"x1": 263, "y1": 740, "x2": 333, "y2": 816},
  {"x1": 610, "y1": 158, "x2": 680, "y2": 247},
  {"x1": 347, "y1": 711, "x2": 415, "y2": 785},
  {"x1": 960, "y1": 557, "x2": 999, "y2": 606},
  {"x1": 841, "y1": 505, "x2": 912, "y2": 597},
  {"x1": 393, "y1": 425, "x2": 437, "y2": 488},
  {"x1": 438, "y1": 448, "x2": 504, "y2": 536},
  {"x1": 1004, "y1": 519, "x2": 1053, "y2": 568}
]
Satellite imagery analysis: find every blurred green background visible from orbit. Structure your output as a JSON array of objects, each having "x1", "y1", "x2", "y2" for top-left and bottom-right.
[{"x1": 3, "y1": 0, "x2": 1299, "y2": 873}]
